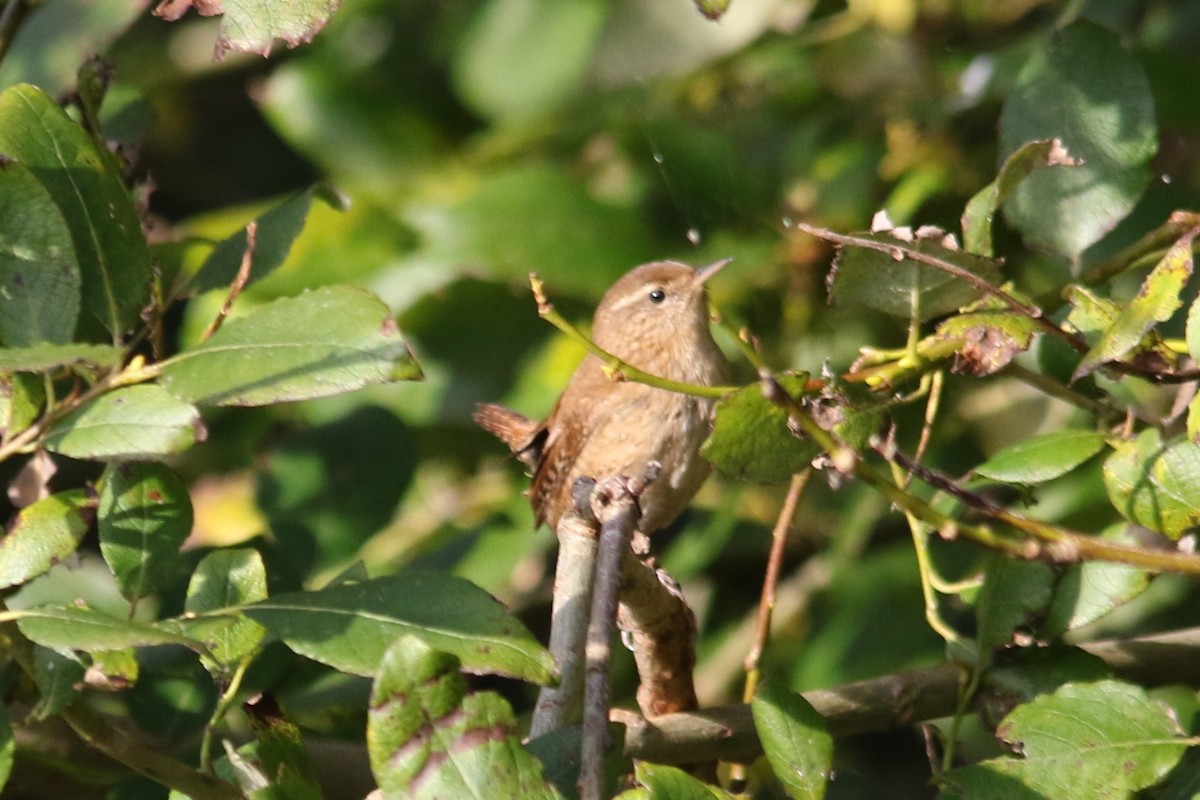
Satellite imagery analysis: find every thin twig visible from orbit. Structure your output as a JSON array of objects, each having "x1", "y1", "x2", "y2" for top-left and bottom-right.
[
  {"x1": 729, "y1": 470, "x2": 808, "y2": 786},
  {"x1": 199, "y1": 221, "x2": 257, "y2": 343},
  {"x1": 199, "y1": 656, "x2": 253, "y2": 773},
  {"x1": 580, "y1": 471, "x2": 653, "y2": 800}
]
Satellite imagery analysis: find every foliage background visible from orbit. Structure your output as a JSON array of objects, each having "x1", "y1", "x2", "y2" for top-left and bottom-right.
[{"x1": 4, "y1": 0, "x2": 1200, "y2": 798}]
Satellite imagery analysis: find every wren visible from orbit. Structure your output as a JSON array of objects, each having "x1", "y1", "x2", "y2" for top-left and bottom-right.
[{"x1": 475, "y1": 259, "x2": 731, "y2": 537}]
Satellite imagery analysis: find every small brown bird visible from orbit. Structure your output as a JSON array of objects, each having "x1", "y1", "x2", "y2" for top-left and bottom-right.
[{"x1": 475, "y1": 259, "x2": 731, "y2": 537}]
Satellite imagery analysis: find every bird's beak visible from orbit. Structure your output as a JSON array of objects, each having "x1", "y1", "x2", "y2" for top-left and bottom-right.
[{"x1": 693, "y1": 257, "x2": 733, "y2": 287}]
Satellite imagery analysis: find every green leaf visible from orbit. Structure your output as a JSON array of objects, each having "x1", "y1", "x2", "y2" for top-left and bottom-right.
[
  {"x1": 180, "y1": 548, "x2": 268, "y2": 670},
  {"x1": 751, "y1": 682, "x2": 833, "y2": 800},
  {"x1": 0, "y1": 343, "x2": 121, "y2": 372},
  {"x1": 974, "y1": 554, "x2": 1056, "y2": 657},
  {"x1": 630, "y1": 762, "x2": 736, "y2": 799},
  {"x1": 0, "y1": 161, "x2": 80, "y2": 346},
  {"x1": 368, "y1": 636, "x2": 562, "y2": 800},
  {"x1": 245, "y1": 702, "x2": 322, "y2": 800},
  {"x1": 30, "y1": 646, "x2": 85, "y2": 720},
  {"x1": 0, "y1": 703, "x2": 12, "y2": 793},
  {"x1": 701, "y1": 373, "x2": 817, "y2": 484},
  {"x1": 1063, "y1": 285, "x2": 1120, "y2": 337},
  {"x1": 1184, "y1": 239, "x2": 1200, "y2": 362},
  {"x1": 1072, "y1": 227, "x2": 1197, "y2": 382},
  {"x1": 98, "y1": 462, "x2": 194, "y2": 603},
  {"x1": 826, "y1": 231, "x2": 1003, "y2": 322},
  {"x1": 1189, "y1": 392, "x2": 1200, "y2": 444},
  {"x1": 0, "y1": 372, "x2": 42, "y2": 438},
  {"x1": 159, "y1": 286, "x2": 421, "y2": 407},
  {"x1": 1103, "y1": 429, "x2": 1200, "y2": 540},
  {"x1": 239, "y1": 572, "x2": 556, "y2": 683},
  {"x1": 157, "y1": 0, "x2": 339, "y2": 57},
  {"x1": 454, "y1": 0, "x2": 607, "y2": 121},
  {"x1": 961, "y1": 139, "x2": 1078, "y2": 257},
  {"x1": 974, "y1": 430, "x2": 1106, "y2": 485},
  {"x1": 0, "y1": 84, "x2": 151, "y2": 338},
  {"x1": 941, "y1": 680, "x2": 1187, "y2": 800},
  {"x1": 0, "y1": 490, "x2": 93, "y2": 590},
  {"x1": 43, "y1": 385, "x2": 201, "y2": 460},
  {"x1": 190, "y1": 188, "x2": 318, "y2": 295},
  {"x1": 999, "y1": 22, "x2": 1157, "y2": 265},
  {"x1": 405, "y1": 163, "x2": 656, "y2": 296},
  {"x1": 0, "y1": 0, "x2": 147, "y2": 98},
  {"x1": 1042, "y1": 527, "x2": 1150, "y2": 637},
  {"x1": 14, "y1": 605, "x2": 205, "y2": 653}
]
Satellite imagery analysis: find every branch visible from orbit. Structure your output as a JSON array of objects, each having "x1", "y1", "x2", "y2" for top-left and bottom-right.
[
  {"x1": 580, "y1": 470, "x2": 654, "y2": 800},
  {"x1": 616, "y1": 544, "x2": 699, "y2": 718},
  {"x1": 760, "y1": 373, "x2": 1200, "y2": 575},
  {"x1": 531, "y1": 478, "x2": 601, "y2": 738},
  {"x1": 623, "y1": 627, "x2": 1200, "y2": 765}
]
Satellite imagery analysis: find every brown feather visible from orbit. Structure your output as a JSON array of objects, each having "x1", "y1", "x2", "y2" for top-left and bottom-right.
[{"x1": 473, "y1": 403, "x2": 546, "y2": 470}]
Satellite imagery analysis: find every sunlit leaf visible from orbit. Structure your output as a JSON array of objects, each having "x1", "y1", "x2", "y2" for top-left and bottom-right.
[
  {"x1": 629, "y1": 762, "x2": 737, "y2": 799},
  {"x1": 0, "y1": 373, "x2": 42, "y2": 439},
  {"x1": 0, "y1": 343, "x2": 121, "y2": 372},
  {"x1": 98, "y1": 462, "x2": 193, "y2": 603},
  {"x1": 179, "y1": 548, "x2": 268, "y2": 670},
  {"x1": 1072, "y1": 227, "x2": 1196, "y2": 382},
  {"x1": 0, "y1": 161, "x2": 80, "y2": 346},
  {"x1": 43, "y1": 385, "x2": 201, "y2": 460},
  {"x1": 701, "y1": 373, "x2": 816, "y2": 484},
  {"x1": 0, "y1": 490, "x2": 92, "y2": 590},
  {"x1": 1042, "y1": 527, "x2": 1150, "y2": 637},
  {"x1": 1103, "y1": 429, "x2": 1200, "y2": 540},
  {"x1": 974, "y1": 430, "x2": 1106, "y2": 485},
  {"x1": 154, "y1": 0, "x2": 339, "y2": 58},
  {"x1": 1000, "y1": 22, "x2": 1157, "y2": 265},
  {"x1": 239, "y1": 572, "x2": 556, "y2": 683},
  {"x1": 0, "y1": 84, "x2": 151, "y2": 337},
  {"x1": 941, "y1": 681, "x2": 1187, "y2": 800},
  {"x1": 368, "y1": 636, "x2": 561, "y2": 800},
  {"x1": 961, "y1": 138, "x2": 1078, "y2": 257},
  {"x1": 752, "y1": 682, "x2": 832, "y2": 800},
  {"x1": 159, "y1": 286, "x2": 421, "y2": 406},
  {"x1": 14, "y1": 606, "x2": 205, "y2": 653}
]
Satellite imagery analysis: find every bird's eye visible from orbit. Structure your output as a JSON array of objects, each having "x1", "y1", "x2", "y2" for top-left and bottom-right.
[{"x1": 648, "y1": 288, "x2": 666, "y2": 304}]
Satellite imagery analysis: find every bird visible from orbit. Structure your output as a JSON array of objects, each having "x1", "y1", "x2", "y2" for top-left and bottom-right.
[{"x1": 474, "y1": 259, "x2": 731, "y2": 538}]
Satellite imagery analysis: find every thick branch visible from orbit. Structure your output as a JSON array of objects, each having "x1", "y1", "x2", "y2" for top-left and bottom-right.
[
  {"x1": 623, "y1": 626, "x2": 1200, "y2": 764},
  {"x1": 616, "y1": 550, "x2": 698, "y2": 717},
  {"x1": 531, "y1": 478, "x2": 601, "y2": 737}
]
